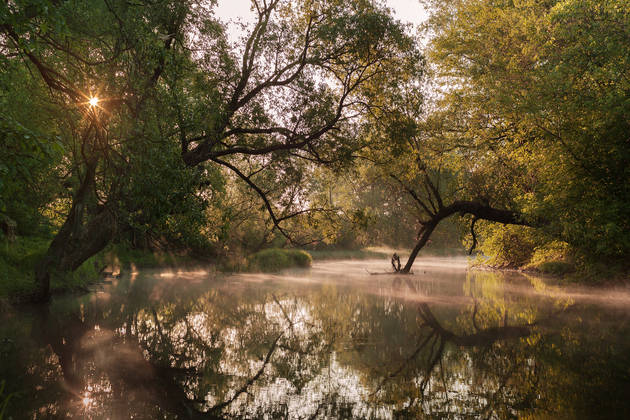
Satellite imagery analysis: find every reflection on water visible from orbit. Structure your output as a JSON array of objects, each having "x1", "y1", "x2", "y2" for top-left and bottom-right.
[{"x1": 1, "y1": 258, "x2": 630, "y2": 419}]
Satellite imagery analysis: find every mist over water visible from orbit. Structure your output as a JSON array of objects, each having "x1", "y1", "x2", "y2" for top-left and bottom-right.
[{"x1": 2, "y1": 257, "x2": 629, "y2": 418}]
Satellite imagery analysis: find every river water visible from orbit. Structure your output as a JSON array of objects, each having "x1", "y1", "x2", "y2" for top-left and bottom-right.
[{"x1": 1, "y1": 257, "x2": 629, "y2": 419}]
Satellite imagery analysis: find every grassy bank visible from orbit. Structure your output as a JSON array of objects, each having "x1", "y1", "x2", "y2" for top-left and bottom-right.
[
  {"x1": 0, "y1": 236, "x2": 103, "y2": 301},
  {"x1": 0, "y1": 237, "x2": 210, "y2": 301},
  {"x1": 103, "y1": 243, "x2": 205, "y2": 272},
  {"x1": 472, "y1": 251, "x2": 629, "y2": 285}
]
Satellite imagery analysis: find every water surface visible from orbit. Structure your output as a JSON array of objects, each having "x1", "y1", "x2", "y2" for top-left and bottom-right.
[{"x1": 1, "y1": 258, "x2": 630, "y2": 419}]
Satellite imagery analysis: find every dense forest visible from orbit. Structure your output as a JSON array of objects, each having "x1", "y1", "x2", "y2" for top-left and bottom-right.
[{"x1": 1, "y1": 0, "x2": 628, "y2": 302}]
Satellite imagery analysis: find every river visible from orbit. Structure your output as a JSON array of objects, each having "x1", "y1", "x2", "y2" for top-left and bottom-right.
[{"x1": 1, "y1": 257, "x2": 629, "y2": 419}]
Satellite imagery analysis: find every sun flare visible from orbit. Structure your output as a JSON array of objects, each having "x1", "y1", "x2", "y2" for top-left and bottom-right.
[{"x1": 88, "y1": 97, "x2": 99, "y2": 107}]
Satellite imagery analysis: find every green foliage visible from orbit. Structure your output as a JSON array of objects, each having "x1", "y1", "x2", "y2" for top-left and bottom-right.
[
  {"x1": 50, "y1": 253, "x2": 104, "y2": 292},
  {"x1": 0, "y1": 235, "x2": 103, "y2": 299},
  {"x1": 478, "y1": 223, "x2": 537, "y2": 268},
  {"x1": 536, "y1": 261, "x2": 574, "y2": 276},
  {"x1": 0, "y1": 64, "x2": 64, "y2": 236},
  {"x1": 424, "y1": 0, "x2": 630, "y2": 273},
  {"x1": 1, "y1": 0, "x2": 625, "y2": 290},
  {"x1": 247, "y1": 248, "x2": 312, "y2": 272},
  {"x1": 104, "y1": 243, "x2": 198, "y2": 271},
  {"x1": 0, "y1": 236, "x2": 48, "y2": 297},
  {"x1": 524, "y1": 240, "x2": 574, "y2": 274},
  {"x1": 0, "y1": 0, "x2": 423, "y2": 295},
  {"x1": 479, "y1": 225, "x2": 577, "y2": 274}
]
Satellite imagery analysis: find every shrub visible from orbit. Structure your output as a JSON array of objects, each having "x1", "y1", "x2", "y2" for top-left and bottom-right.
[
  {"x1": 478, "y1": 224, "x2": 537, "y2": 268},
  {"x1": 0, "y1": 236, "x2": 49, "y2": 297},
  {"x1": 537, "y1": 261, "x2": 574, "y2": 275},
  {"x1": 525, "y1": 240, "x2": 575, "y2": 275},
  {"x1": 247, "y1": 248, "x2": 312, "y2": 272}
]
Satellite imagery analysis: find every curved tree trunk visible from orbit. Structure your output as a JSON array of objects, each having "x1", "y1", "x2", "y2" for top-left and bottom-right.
[
  {"x1": 401, "y1": 221, "x2": 438, "y2": 273},
  {"x1": 33, "y1": 161, "x2": 115, "y2": 302},
  {"x1": 401, "y1": 200, "x2": 537, "y2": 273},
  {"x1": 33, "y1": 210, "x2": 115, "y2": 302}
]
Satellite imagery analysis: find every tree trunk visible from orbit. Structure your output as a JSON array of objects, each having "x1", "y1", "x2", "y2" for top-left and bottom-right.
[
  {"x1": 401, "y1": 221, "x2": 438, "y2": 273},
  {"x1": 401, "y1": 200, "x2": 537, "y2": 273},
  {"x1": 33, "y1": 210, "x2": 115, "y2": 302},
  {"x1": 32, "y1": 162, "x2": 115, "y2": 302}
]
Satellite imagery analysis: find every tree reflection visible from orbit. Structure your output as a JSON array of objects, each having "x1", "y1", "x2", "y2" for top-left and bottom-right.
[{"x1": 1, "y1": 269, "x2": 630, "y2": 418}]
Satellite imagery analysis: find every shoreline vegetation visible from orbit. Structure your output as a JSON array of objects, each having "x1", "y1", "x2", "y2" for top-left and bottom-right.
[
  {"x1": 1, "y1": 0, "x2": 628, "y2": 304},
  {"x1": 0, "y1": 236, "x2": 207, "y2": 303},
  {"x1": 3, "y1": 234, "x2": 626, "y2": 304}
]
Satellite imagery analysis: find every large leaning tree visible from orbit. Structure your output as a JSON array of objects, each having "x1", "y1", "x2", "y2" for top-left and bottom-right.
[
  {"x1": 1, "y1": 0, "x2": 421, "y2": 301},
  {"x1": 360, "y1": 77, "x2": 542, "y2": 273},
  {"x1": 360, "y1": 0, "x2": 630, "y2": 272},
  {"x1": 422, "y1": 0, "x2": 630, "y2": 266}
]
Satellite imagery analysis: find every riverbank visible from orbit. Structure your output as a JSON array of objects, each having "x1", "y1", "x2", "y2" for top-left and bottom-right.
[
  {"x1": 0, "y1": 236, "x2": 101, "y2": 301},
  {"x1": 304, "y1": 247, "x2": 466, "y2": 261},
  {"x1": 1, "y1": 240, "x2": 319, "y2": 302},
  {"x1": 471, "y1": 256, "x2": 630, "y2": 287},
  {"x1": 4, "y1": 237, "x2": 627, "y2": 304},
  {"x1": 0, "y1": 237, "x2": 211, "y2": 302},
  {"x1": 1, "y1": 244, "x2": 387, "y2": 301}
]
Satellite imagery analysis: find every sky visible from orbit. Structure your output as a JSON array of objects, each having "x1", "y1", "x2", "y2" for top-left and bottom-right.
[
  {"x1": 385, "y1": 0, "x2": 428, "y2": 27},
  {"x1": 214, "y1": 0, "x2": 428, "y2": 42}
]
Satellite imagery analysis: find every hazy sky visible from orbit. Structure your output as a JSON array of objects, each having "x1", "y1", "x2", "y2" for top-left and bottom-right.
[
  {"x1": 215, "y1": 0, "x2": 428, "y2": 41},
  {"x1": 385, "y1": 0, "x2": 428, "y2": 26}
]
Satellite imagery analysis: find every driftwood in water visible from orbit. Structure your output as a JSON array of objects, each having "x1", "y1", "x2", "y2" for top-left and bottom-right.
[
  {"x1": 365, "y1": 269, "x2": 414, "y2": 275},
  {"x1": 391, "y1": 253, "x2": 401, "y2": 272}
]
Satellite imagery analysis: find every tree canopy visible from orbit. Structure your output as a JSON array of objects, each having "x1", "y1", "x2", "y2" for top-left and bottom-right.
[{"x1": 1, "y1": 0, "x2": 628, "y2": 301}]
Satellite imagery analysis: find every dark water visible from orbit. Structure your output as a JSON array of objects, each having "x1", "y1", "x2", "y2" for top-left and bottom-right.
[{"x1": 1, "y1": 258, "x2": 630, "y2": 419}]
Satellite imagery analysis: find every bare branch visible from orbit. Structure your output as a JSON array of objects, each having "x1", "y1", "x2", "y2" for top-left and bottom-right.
[{"x1": 210, "y1": 157, "x2": 293, "y2": 243}]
